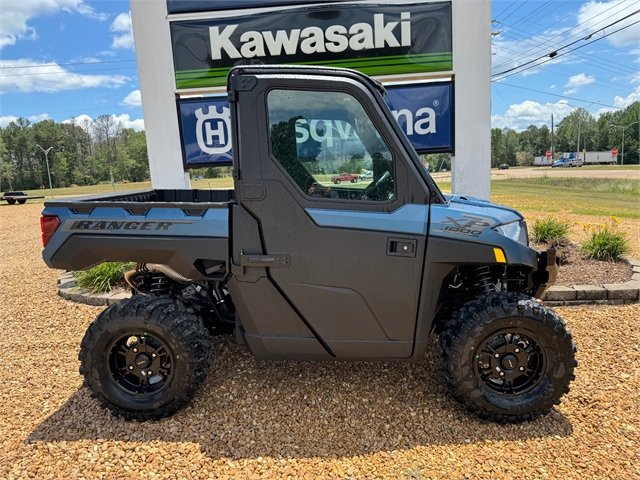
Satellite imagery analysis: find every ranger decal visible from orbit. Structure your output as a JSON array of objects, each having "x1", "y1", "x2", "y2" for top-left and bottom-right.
[{"x1": 68, "y1": 220, "x2": 195, "y2": 231}]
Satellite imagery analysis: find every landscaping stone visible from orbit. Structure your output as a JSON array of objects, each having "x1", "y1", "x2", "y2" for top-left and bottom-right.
[
  {"x1": 544, "y1": 286, "x2": 576, "y2": 301},
  {"x1": 573, "y1": 285, "x2": 606, "y2": 300},
  {"x1": 604, "y1": 283, "x2": 639, "y2": 301}
]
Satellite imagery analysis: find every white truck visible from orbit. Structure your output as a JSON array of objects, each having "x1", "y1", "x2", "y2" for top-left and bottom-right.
[
  {"x1": 534, "y1": 156, "x2": 553, "y2": 167},
  {"x1": 580, "y1": 151, "x2": 617, "y2": 165},
  {"x1": 557, "y1": 151, "x2": 617, "y2": 166}
]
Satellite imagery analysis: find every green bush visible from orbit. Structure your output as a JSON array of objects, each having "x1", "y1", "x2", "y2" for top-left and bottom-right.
[
  {"x1": 580, "y1": 218, "x2": 629, "y2": 261},
  {"x1": 531, "y1": 215, "x2": 571, "y2": 244},
  {"x1": 73, "y1": 262, "x2": 135, "y2": 293}
]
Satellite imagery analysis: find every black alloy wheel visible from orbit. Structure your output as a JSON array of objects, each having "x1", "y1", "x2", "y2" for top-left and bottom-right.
[
  {"x1": 79, "y1": 295, "x2": 211, "y2": 421},
  {"x1": 440, "y1": 292, "x2": 577, "y2": 423}
]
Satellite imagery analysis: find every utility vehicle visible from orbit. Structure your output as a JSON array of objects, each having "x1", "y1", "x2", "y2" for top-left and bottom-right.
[{"x1": 41, "y1": 66, "x2": 576, "y2": 423}]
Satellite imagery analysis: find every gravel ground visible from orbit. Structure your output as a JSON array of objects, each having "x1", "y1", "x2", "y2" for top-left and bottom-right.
[{"x1": 1, "y1": 204, "x2": 639, "y2": 480}]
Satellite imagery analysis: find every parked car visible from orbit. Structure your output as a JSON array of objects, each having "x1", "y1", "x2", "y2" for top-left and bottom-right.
[
  {"x1": 498, "y1": 164, "x2": 509, "y2": 170},
  {"x1": 331, "y1": 173, "x2": 359, "y2": 184},
  {"x1": 359, "y1": 171, "x2": 373, "y2": 180}
]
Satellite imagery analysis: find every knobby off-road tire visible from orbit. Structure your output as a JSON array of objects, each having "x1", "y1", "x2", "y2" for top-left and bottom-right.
[
  {"x1": 440, "y1": 292, "x2": 577, "y2": 423},
  {"x1": 79, "y1": 295, "x2": 212, "y2": 421}
]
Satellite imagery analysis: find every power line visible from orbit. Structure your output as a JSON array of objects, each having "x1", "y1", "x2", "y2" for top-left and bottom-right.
[
  {"x1": 499, "y1": 0, "x2": 529, "y2": 24},
  {"x1": 492, "y1": 13, "x2": 640, "y2": 79},
  {"x1": 493, "y1": 29, "x2": 640, "y2": 82},
  {"x1": 504, "y1": 0, "x2": 557, "y2": 32},
  {"x1": 494, "y1": 0, "x2": 520, "y2": 20},
  {"x1": 493, "y1": 82, "x2": 623, "y2": 110},
  {"x1": 494, "y1": 0, "x2": 636, "y2": 69}
]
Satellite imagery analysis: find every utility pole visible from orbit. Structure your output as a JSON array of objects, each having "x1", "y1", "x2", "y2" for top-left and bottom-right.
[
  {"x1": 611, "y1": 121, "x2": 639, "y2": 166},
  {"x1": 36, "y1": 144, "x2": 54, "y2": 198},
  {"x1": 551, "y1": 114, "x2": 554, "y2": 159}
]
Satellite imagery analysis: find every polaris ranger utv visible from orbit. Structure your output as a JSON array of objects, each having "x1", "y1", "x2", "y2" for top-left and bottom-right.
[{"x1": 41, "y1": 66, "x2": 576, "y2": 423}]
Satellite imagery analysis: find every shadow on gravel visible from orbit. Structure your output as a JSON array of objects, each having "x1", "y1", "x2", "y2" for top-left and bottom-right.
[{"x1": 27, "y1": 336, "x2": 573, "y2": 459}]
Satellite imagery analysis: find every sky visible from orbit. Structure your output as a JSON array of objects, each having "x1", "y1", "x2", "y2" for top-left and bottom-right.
[{"x1": 0, "y1": 0, "x2": 638, "y2": 132}]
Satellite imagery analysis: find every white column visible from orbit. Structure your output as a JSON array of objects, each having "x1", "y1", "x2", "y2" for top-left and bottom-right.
[
  {"x1": 451, "y1": 0, "x2": 491, "y2": 200},
  {"x1": 131, "y1": 0, "x2": 190, "y2": 189}
]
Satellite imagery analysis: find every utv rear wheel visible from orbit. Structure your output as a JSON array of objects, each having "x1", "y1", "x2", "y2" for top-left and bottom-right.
[
  {"x1": 79, "y1": 295, "x2": 211, "y2": 421},
  {"x1": 440, "y1": 293, "x2": 577, "y2": 423}
]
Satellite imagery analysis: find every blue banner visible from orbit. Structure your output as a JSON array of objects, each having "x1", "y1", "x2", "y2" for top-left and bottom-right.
[
  {"x1": 178, "y1": 82, "x2": 453, "y2": 167},
  {"x1": 385, "y1": 82, "x2": 453, "y2": 153}
]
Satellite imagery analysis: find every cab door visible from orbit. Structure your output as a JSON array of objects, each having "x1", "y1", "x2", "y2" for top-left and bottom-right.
[{"x1": 230, "y1": 68, "x2": 433, "y2": 359}]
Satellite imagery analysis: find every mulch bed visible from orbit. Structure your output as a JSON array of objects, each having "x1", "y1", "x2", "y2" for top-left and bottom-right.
[{"x1": 531, "y1": 240, "x2": 633, "y2": 287}]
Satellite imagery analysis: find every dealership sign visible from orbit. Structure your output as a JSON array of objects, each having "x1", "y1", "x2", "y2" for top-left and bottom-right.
[
  {"x1": 178, "y1": 82, "x2": 453, "y2": 167},
  {"x1": 170, "y1": 2, "x2": 452, "y2": 89}
]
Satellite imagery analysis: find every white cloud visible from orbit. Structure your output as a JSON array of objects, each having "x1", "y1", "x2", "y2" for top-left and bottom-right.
[
  {"x1": 492, "y1": 100, "x2": 574, "y2": 131},
  {"x1": 120, "y1": 90, "x2": 141, "y2": 107},
  {"x1": 0, "y1": 59, "x2": 129, "y2": 93},
  {"x1": 62, "y1": 113, "x2": 145, "y2": 132},
  {"x1": 566, "y1": 73, "x2": 595, "y2": 88},
  {"x1": 0, "y1": 113, "x2": 50, "y2": 128},
  {"x1": 611, "y1": 85, "x2": 640, "y2": 109},
  {"x1": 0, "y1": 1, "x2": 107, "y2": 49},
  {"x1": 113, "y1": 113, "x2": 144, "y2": 131},
  {"x1": 549, "y1": 84, "x2": 556, "y2": 90},
  {"x1": 564, "y1": 88, "x2": 578, "y2": 95},
  {"x1": 576, "y1": 0, "x2": 640, "y2": 48},
  {"x1": 110, "y1": 12, "x2": 134, "y2": 50}
]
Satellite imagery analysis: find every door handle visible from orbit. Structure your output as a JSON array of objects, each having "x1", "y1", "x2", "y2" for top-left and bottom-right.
[{"x1": 387, "y1": 238, "x2": 417, "y2": 257}]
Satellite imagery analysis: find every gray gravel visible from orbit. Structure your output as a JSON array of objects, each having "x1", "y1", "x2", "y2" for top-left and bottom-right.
[{"x1": 1, "y1": 204, "x2": 638, "y2": 479}]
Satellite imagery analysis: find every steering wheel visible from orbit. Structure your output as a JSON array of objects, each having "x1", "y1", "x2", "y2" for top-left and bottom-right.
[{"x1": 362, "y1": 171, "x2": 391, "y2": 200}]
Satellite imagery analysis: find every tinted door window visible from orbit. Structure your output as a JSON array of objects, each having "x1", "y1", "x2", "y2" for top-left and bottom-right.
[{"x1": 268, "y1": 89, "x2": 394, "y2": 202}]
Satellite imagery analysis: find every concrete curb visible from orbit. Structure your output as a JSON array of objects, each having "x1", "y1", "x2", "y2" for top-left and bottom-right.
[
  {"x1": 57, "y1": 272, "x2": 131, "y2": 306},
  {"x1": 58, "y1": 258, "x2": 640, "y2": 308},
  {"x1": 542, "y1": 257, "x2": 640, "y2": 307}
]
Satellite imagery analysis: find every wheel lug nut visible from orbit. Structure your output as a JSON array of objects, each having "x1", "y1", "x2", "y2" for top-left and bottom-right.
[
  {"x1": 499, "y1": 372, "x2": 505, "y2": 377},
  {"x1": 519, "y1": 366, "x2": 525, "y2": 371},
  {"x1": 151, "y1": 353, "x2": 157, "y2": 358},
  {"x1": 147, "y1": 370, "x2": 153, "y2": 375},
  {"x1": 494, "y1": 354, "x2": 500, "y2": 358},
  {"x1": 128, "y1": 365, "x2": 134, "y2": 370},
  {"x1": 133, "y1": 348, "x2": 138, "y2": 353},
  {"x1": 515, "y1": 348, "x2": 520, "y2": 353}
]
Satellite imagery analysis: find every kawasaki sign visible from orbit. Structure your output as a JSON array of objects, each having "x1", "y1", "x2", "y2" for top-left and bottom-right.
[{"x1": 171, "y1": 2, "x2": 452, "y2": 89}]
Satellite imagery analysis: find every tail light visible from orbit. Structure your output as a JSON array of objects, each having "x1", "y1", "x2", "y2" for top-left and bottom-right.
[{"x1": 40, "y1": 215, "x2": 61, "y2": 247}]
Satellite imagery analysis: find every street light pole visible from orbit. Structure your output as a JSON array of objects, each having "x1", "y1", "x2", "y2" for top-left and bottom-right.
[
  {"x1": 36, "y1": 144, "x2": 54, "y2": 198},
  {"x1": 611, "y1": 122, "x2": 639, "y2": 166}
]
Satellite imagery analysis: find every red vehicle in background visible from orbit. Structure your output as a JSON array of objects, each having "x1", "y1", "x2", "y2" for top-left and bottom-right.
[{"x1": 331, "y1": 173, "x2": 359, "y2": 184}]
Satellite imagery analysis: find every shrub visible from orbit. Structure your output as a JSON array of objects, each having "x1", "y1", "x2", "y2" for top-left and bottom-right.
[
  {"x1": 531, "y1": 215, "x2": 571, "y2": 244},
  {"x1": 580, "y1": 217, "x2": 629, "y2": 261},
  {"x1": 73, "y1": 262, "x2": 135, "y2": 293}
]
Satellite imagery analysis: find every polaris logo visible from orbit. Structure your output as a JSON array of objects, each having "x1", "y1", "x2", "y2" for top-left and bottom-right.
[
  {"x1": 210, "y1": 13, "x2": 412, "y2": 60},
  {"x1": 69, "y1": 220, "x2": 194, "y2": 231}
]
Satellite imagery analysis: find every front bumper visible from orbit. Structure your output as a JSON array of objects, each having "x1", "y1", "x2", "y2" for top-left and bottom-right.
[{"x1": 533, "y1": 248, "x2": 560, "y2": 299}]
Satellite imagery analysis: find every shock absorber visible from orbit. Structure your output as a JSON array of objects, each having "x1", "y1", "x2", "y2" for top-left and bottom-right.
[
  {"x1": 475, "y1": 266, "x2": 495, "y2": 296},
  {"x1": 149, "y1": 272, "x2": 171, "y2": 295}
]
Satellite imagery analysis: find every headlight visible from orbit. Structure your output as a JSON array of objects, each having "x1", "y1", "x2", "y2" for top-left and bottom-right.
[{"x1": 494, "y1": 220, "x2": 528, "y2": 245}]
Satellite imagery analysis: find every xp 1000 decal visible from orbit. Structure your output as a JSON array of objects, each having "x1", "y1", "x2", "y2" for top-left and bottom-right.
[{"x1": 170, "y1": 2, "x2": 452, "y2": 89}]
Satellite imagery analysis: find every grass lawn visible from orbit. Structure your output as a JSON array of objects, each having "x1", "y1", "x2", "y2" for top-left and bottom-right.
[{"x1": 8, "y1": 174, "x2": 639, "y2": 220}]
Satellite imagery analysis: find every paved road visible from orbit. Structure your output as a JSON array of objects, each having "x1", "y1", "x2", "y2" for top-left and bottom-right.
[{"x1": 431, "y1": 166, "x2": 639, "y2": 181}]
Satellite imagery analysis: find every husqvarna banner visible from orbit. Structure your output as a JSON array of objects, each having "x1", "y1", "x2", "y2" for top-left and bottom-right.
[
  {"x1": 170, "y1": 2, "x2": 452, "y2": 89},
  {"x1": 178, "y1": 82, "x2": 453, "y2": 167}
]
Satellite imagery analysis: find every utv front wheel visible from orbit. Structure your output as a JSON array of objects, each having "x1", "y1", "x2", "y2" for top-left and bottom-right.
[
  {"x1": 79, "y1": 295, "x2": 212, "y2": 421},
  {"x1": 440, "y1": 293, "x2": 577, "y2": 423}
]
